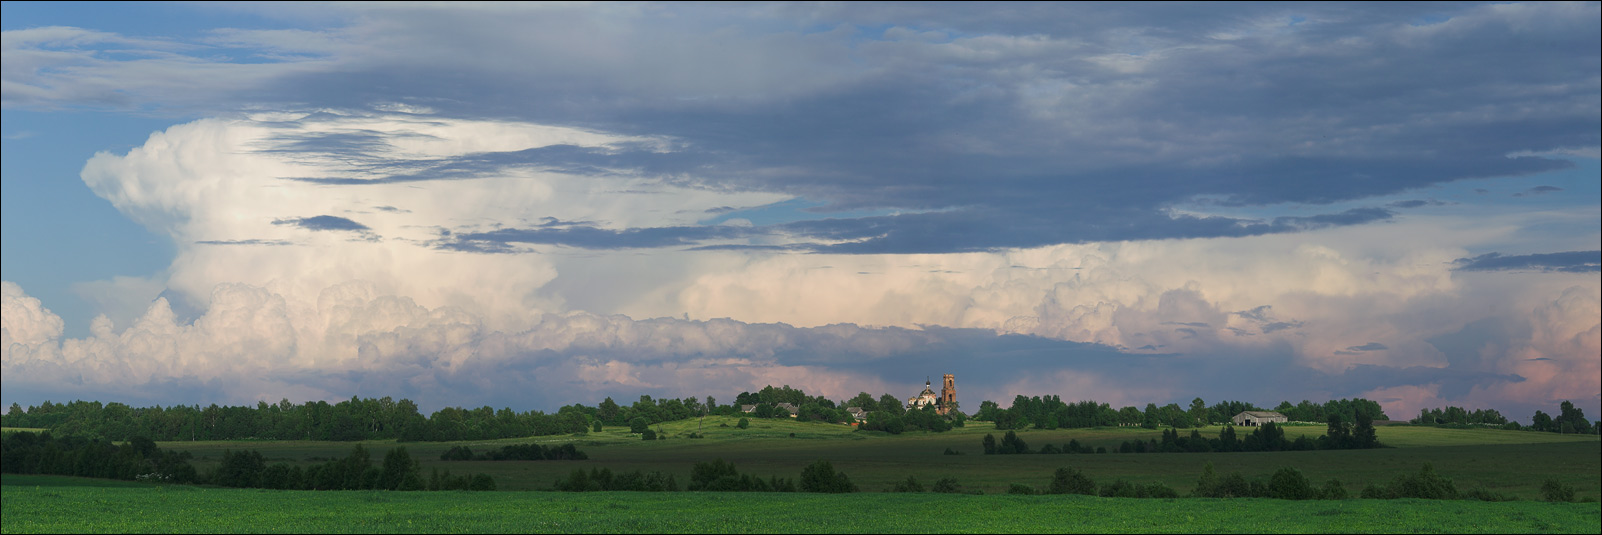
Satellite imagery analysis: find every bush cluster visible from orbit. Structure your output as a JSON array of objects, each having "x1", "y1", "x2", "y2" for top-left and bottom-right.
[
  {"x1": 439, "y1": 443, "x2": 587, "y2": 461},
  {"x1": 1, "y1": 432, "x2": 196, "y2": 483},
  {"x1": 553, "y1": 467, "x2": 677, "y2": 492}
]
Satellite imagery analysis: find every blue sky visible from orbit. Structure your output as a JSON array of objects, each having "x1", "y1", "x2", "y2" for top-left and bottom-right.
[{"x1": 2, "y1": 2, "x2": 1597, "y2": 420}]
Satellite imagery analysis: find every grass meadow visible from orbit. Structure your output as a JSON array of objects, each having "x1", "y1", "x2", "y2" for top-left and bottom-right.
[{"x1": 3, "y1": 418, "x2": 1599, "y2": 533}]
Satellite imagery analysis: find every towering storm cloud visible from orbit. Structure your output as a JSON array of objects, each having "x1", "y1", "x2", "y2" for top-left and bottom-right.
[{"x1": 2, "y1": 3, "x2": 1597, "y2": 419}]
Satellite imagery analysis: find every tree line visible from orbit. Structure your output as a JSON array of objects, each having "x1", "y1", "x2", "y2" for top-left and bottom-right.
[
  {"x1": 1411, "y1": 401, "x2": 1596, "y2": 435},
  {"x1": 0, "y1": 431, "x2": 500, "y2": 492},
  {"x1": 10, "y1": 386, "x2": 1590, "y2": 445},
  {"x1": 971, "y1": 395, "x2": 1390, "y2": 431},
  {"x1": 0, "y1": 431, "x2": 197, "y2": 483},
  {"x1": 210, "y1": 444, "x2": 496, "y2": 491},
  {"x1": 552, "y1": 458, "x2": 858, "y2": 494}
]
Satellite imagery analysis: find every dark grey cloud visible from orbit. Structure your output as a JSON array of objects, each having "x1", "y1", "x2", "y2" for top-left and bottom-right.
[
  {"x1": 431, "y1": 204, "x2": 1395, "y2": 254},
  {"x1": 1453, "y1": 251, "x2": 1602, "y2": 273},
  {"x1": 1234, "y1": 305, "x2": 1273, "y2": 322},
  {"x1": 1386, "y1": 199, "x2": 1451, "y2": 209},
  {"x1": 1511, "y1": 185, "x2": 1564, "y2": 197},
  {"x1": 272, "y1": 215, "x2": 371, "y2": 232},
  {"x1": 1261, "y1": 321, "x2": 1303, "y2": 334},
  {"x1": 193, "y1": 239, "x2": 294, "y2": 246},
  {"x1": 7, "y1": 4, "x2": 1595, "y2": 260},
  {"x1": 168, "y1": 3, "x2": 1592, "y2": 253},
  {"x1": 440, "y1": 222, "x2": 751, "y2": 251}
]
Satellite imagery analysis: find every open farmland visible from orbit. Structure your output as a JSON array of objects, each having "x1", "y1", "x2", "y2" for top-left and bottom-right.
[
  {"x1": 5, "y1": 419, "x2": 1601, "y2": 533},
  {"x1": 157, "y1": 417, "x2": 1600, "y2": 498}
]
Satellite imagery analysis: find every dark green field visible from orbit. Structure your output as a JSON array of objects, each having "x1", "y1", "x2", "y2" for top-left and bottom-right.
[
  {"x1": 3, "y1": 419, "x2": 1599, "y2": 533},
  {"x1": 161, "y1": 417, "x2": 1601, "y2": 498},
  {"x1": 3, "y1": 474, "x2": 1599, "y2": 534}
]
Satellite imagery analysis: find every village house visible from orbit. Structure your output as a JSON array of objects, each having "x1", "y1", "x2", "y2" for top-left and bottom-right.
[{"x1": 844, "y1": 407, "x2": 869, "y2": 421}]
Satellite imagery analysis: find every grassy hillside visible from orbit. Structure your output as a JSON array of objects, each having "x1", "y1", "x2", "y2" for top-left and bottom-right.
[
  {"x1": 154, "y1": 416, "x2": 1601, "y2": 498},
  {"x1": 2, "y1": 477, "x2": 1598, "y2": 534}
]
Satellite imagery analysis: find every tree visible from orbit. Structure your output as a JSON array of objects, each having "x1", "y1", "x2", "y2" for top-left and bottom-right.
[
  {"x1": 1557, "y1": 401, "x2": 1592, "y2": 435},
  {"x1": 377, "y1": 447, "x2": 421, "y2": 490},
  {"x1": 982, "y1": 433, "x2": 998, "y2": 455},
  {"x1": 878, "y1": 394, "x2": 906, "y2": 416},
  {"x1": 689, "y1": 459, "x2": 740, "y2": 490},
  {"x1": 1268, "y1": 467, "x2": 1315, "y2": 500},
  {"x1": 799, "y1": 460, "x2": 857, "y2": 493},
  {"x1": 846, "y1": 393, "x2": 879, "y2": 413},
  {"x1": 592, "y1": 421, "x2": 603, "y2": 433},
  {"x1": 597, "y1": 398, "x2": 622, "y2": 425},
  {"x1": 629, "y1": 417, "x2": 649, "y2": 434},
  {"x1": 1353, "y1": 411, "x2": 1379, "y2": 449},
  {"x1": 1000, "y1": 430, "x2": 1030, "y2": 454},
  {"x1": 975, "y1": 400, "x2": 1004, "y2": 422},
  {"x1": 1532, "y1": 410, "x2": 1554, "y2": 432},
  {"x1": 1324, "y1": 414, "x2": 1351, "y2": 449},
  {"x1": 1048, "y1": 467, "x2": 1096, "y2": 495},
  {"x1": 1189, "y1": 397, "x2": 1209, "y2": 426}
]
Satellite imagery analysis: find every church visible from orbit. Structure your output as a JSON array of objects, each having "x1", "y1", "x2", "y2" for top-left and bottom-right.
[{"x1": 905, "y1": 374, "x2": 957, "y2": 416}]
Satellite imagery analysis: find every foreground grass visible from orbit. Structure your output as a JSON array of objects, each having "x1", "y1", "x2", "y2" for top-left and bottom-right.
[
  {"x1": 152, "y1": 418, "x2": 1600, "y2": 498},
  {"x1": 1, "y1": 476, "x2": 1598, "y2": 534}
]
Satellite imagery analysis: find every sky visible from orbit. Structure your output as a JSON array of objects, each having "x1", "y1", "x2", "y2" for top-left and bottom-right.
[{"x1": 2, "y1": 2, "x2": 1598, "y2": 422}]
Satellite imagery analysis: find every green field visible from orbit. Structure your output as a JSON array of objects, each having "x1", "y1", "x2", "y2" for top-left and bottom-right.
[
  {"x1": 159, "y1": 417, "x2": 1602, "y2": 498},
  {"x1": 3, "y1": 475, "x2": 1599, "y2": 534},
  {"x1": 4, "y1": 419, "x2": 1599, "y2": 533}
]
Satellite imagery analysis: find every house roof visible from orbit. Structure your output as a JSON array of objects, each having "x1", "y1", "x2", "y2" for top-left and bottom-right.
[{"x1": 1234, "y1": 411, "x2": 1286, "y2": 419}]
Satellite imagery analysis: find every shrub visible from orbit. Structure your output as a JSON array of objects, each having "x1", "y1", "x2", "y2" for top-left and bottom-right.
[
  {"x1": 689, "y1": 459, "x2": 739, "y2": 491},
  {"x1": 641, "y1": 429, "x2": 657, "y2": 441},
  {"x1": 1268, "y1": 467, "x2": 1316, "y2": 500},
  {"x1": 1141, "y1": 482, "x2": 1180, "y2": 498},
  {"x1": 629, "y1": 417, "x2": 649, "y2": 434},
  {"x1": 1463, "y1": 488, "x2": 1515, "y2": 502},
  {"x1": 1098, "y1": 479, "x2": 1178, "y2": 498},
  {"x1": 891, "y1": 475, "x2": 924, "y2": 493},
  {"x1": 1000, "y1": 430, "x2": 1031, "y2": 454},
  {"x1": 1320, "y1": 478, "x2": 1349, "y2": 500},
  {"x1": 1363, "y1": 463, "x2": 1460, "y2": 500},
  {"x1": 1008, "y1": 483, "x2": 1038, "y2": 495},
  {"x1": 943, "y1": 447, "x2": 962, "y2": 455},
  {"x1": 1100, "y1": 479, "x2": 1137, "y2": 498},
  {"x1": 932, "y1": 477, "x2": 963, "y2": 494},
  {"x1": 736, "y1": 418, "x2": 750, "y2": 429},
  {"x1": 1541, "y1": 479, "x2": 1576, "y2": 503},
  {"x1": 799, "y1": 460, "x2": 857, "y2": 493},
  {"x1": 467, "y1": 473, "x2": 496, "y2": 491},
  {"x1": 1193, "y1": 463, "x2": 1255, "y2": 498},
  {"x1": 592, "y1": 421, "x2": 602, "y2": 433},
  {"x1": 1048, "y1": 467, "x2": 1097, "y2": 495}
]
